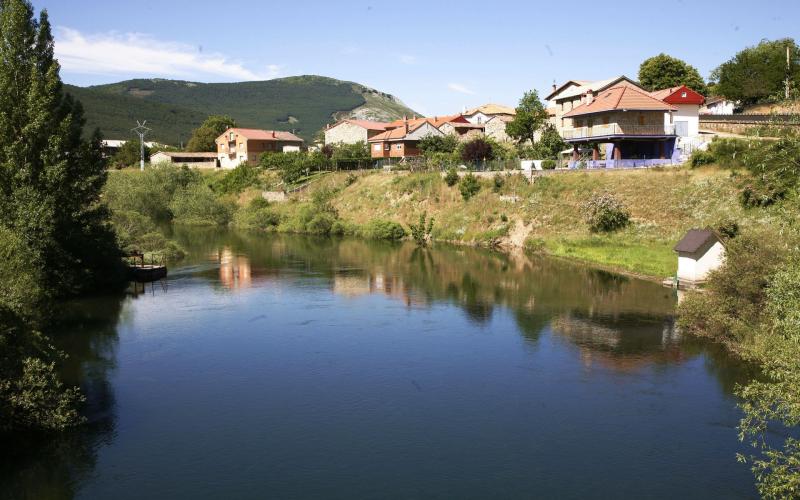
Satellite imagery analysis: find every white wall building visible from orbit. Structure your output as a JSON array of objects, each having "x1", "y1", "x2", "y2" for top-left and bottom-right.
[{"x1": 674, "y1": 229, "x2": 726, "y2": 284}]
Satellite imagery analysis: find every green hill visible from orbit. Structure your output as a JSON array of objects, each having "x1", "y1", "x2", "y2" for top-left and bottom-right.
[{"x1": 65, "y1": 76, "x2": 417, "y2": 145}]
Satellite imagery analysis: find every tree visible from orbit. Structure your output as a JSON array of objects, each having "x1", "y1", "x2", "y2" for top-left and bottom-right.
[
  {"x1": 110, "y1": 140, "x2": 150, "y2": 168},
  {"x1": 531, "y1": 123, "x2": 567, "y2": 160},
  {"x1": 0, "y1": 0, "x2": 122, "y2": 294},
  {"x1": 0, "y1": 0, "x2": 122, "y2": 433},
  {"x1": 638, "y1": 53, "x2": 707, "y2": 94},
  {"x1": 186, "y1": 115, "x2": 236, "y2": 152},
  {"x1": 418, "y1": 134, "x2": 458, "y2": 154},
  {"x1": 505, "y1": 90, "x2": 549, "y2": 145},
  {"x1": 711, "y1": 38, "x2": 800, "y2": 104},
  {"x1": 460, "y1": 137, "x2": 494, "y2": 163}
]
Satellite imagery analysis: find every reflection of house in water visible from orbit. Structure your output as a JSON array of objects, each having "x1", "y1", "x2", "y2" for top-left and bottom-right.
[
  {"x1": 332, "y1": 271, "x2": 427, "y2": 307},
  {"x1": 551, "y1": 313, "x2": 686, "y2": 373},
  {"x1": 214, "y1": 248, "x2": 252, "y2": 289}
]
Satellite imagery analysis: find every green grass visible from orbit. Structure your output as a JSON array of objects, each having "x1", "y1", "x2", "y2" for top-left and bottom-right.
[{"x1": 544, "y1": 236, "x2": 677, "y2": 278}]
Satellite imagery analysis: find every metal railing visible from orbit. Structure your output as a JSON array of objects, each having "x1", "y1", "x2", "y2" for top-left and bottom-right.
[{"x1": 562, "y1": 123, "x2": 676, "y2": 139}]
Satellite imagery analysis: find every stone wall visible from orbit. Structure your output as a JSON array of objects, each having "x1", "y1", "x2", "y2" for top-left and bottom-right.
[{"x1": 324, "y1": 122, "x2": 368, "y2": 145}]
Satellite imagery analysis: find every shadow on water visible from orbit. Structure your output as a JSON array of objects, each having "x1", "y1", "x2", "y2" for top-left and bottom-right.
[{"x1": 0, "y1": 226, "x2": 757, "y2": 498}]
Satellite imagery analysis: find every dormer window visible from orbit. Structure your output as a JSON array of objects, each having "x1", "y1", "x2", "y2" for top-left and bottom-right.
[{"x1": 681, "y1": 92, "x2": 687, "y2": 98}]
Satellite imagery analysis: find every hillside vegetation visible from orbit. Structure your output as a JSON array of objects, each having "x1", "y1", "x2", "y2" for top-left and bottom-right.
[{"x1": 65, "y1": 76, "x2": 417, "y2": 145}]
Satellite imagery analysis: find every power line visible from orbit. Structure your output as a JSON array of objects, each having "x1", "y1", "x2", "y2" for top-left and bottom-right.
[{"x1": 131, "y1": 120, "x2": 151, "y2": 172}]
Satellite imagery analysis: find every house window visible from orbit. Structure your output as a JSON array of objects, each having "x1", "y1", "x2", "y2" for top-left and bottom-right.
[
  {"x1": 373, "y1": 144, "x2": 381, "y2": 151},
  {"x1": 638, "y1": 115, "x2": 645, "y2": 126},
  {"x1": 384, "y1": 144, "x2": 390, "y2": 151},
  {"x1": 602, "y1": 116, "x2": 609, "y2": 125},
  {"x1": 229, "y1": 132, "x2": 235, "y2": 141},
  {"x1": 681, "y1": 92, "x2": 687, "y2": 98},
  {"x1": 395, "y1": 144, "x2": 402, "y2": 150},
  {"x1": 576, "y1": 119, "x2": 583, "y2": 127}
]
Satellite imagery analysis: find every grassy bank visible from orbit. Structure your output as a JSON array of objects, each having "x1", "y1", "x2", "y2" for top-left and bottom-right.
[{"x1": 106, "y1": 162, "x2": 785, "y2": 279}]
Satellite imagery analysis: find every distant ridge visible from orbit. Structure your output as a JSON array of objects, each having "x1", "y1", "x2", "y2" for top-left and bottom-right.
[{"x1": 65, "y1": 75, "x2": 418, "y2": 145}]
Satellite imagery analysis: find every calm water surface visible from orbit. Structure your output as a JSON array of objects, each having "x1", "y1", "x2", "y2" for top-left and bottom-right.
[{"x1": 2, "y1": 228, "x2": 757, "y2": 499}]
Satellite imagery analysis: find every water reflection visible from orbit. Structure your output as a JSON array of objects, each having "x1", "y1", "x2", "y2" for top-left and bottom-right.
[{"x1": 0, "y1": 228, "x2": 756, "y2": 499}]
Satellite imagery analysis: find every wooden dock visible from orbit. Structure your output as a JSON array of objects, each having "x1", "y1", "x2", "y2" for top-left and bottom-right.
[{"x1": 126, "y1": 252, "x2": 168, "y2": 282}]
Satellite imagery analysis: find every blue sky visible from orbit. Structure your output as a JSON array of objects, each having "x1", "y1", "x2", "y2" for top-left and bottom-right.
[{"x1": 38, "y1": 0, "x2": 798, "y2": 116}]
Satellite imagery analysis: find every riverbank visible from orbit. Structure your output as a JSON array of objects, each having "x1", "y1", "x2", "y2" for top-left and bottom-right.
[
  {"x1": 250, "y1": 165, "x2": 779, "y2": 278},
  {"x1": 107, "y1": 163, "x2": 782, "y2": 279}
]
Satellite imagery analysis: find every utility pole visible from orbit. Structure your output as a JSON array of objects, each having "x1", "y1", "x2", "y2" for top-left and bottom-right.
[
  {"x1": 132, "y1": 120, "x2": 151, "y2": 171},
  {"x1": 786, "y1": 45, "x2": 791, "y2": 101}
]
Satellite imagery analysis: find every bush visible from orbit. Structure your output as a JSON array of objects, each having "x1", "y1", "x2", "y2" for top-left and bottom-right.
[
  {"x1": 582, "y1": 193, "x2": 630, "y2": 232},
  {"x1": 689, "y1": 149, "x2": 716, "y2": 168},
  {"x1": 362, "y1": 219, "x2": 406, "y2": 240},
  {"x1": 716, "y1": 218, "x2": 740, "y2": 239},
  {"x1": 306, "y1": 212, "x2": 337, "y2": 235},
  {"x1": 444, "y1": 167, "x2": 459, "y2": 187},
  {"x1": 460, "y1": 138, "x2": 494, "y2": 163},
  {"x1": 213, "y1": 164, "x2": 261, "y2": 194},
  {"x1": 541, "y1": 159, "x2": 557, "y2": 170},
  {"x1": 234, "y1": 198, "x2": 282, "y2": 230},
  {"x1": 409, "y1": 212, "x2": 434, "y2": 247},
  {"x1": 104, "y1": 164, "x2": 201, "y2": 222},
  {"x1": 493, "y1": 174, "x2": 505, "y2": 192},
  {"x1": 738, "y1": 136, "x2": 800, "y2": 208},
  {"x1": 459, "y1": 173, "x2": 481, "y2": 201},
  {"x1": 169, "y1": 183, "x2": 234, "y2": 226},
  {"x1": 418, "y1": 134, "x2": 458, "y2": 154}
]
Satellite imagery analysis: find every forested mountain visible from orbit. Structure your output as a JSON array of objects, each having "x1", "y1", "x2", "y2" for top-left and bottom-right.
[{"x1": 65, "y1": 76, "x2": 417, "y2": 145}]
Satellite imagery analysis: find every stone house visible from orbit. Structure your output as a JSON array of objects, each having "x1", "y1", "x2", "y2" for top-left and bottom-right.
[
  {"x1": 216, "y1": 128, "x2": 304, "y2": 169},
  {"x1": 438, "y1": 121, "x2": 485, "y2": 141},
  {"x1": 324, "y1": 119, "x2": 391, "y2": 145},
  {"x1": 463, "y1": 103, "x2": 515, "y2": 125},
  {"x1": 484, "y1": 115, "x2": 513, "y2": 143}
]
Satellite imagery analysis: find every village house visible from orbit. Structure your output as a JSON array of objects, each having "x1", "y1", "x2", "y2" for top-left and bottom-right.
[
  {"x1": 323, "y1": 119, "x2": 391, "y2": 145},
  {"x1": 650, "y1": 85, "x2": 705, "y2": 137},
  {"x1": 216, "y1": 128, "x2": 304, "y2": 169},
  {"x1": 673, "y1": 229, "x2": 726, "y2": 286},
  {"x1": 463, "y1": 103, "x2": 515, "y2": 125},
  {"x1": 368, "y1": 117, "x2": 449, "y2": 159},
  {"x1": 561, "y1": 84, "x2": 678, "y2": 167},
  {"x1": 546, "y1": 76, "x2": 641, "y2": 133},
  {"x1": 438, "y1": 120, "x2": 485, "y2": 141},
  {"x1": 150, "y1": 151, "x2": 219, "y2": 168},
  {"x1": 700, "y1": 96, "x2": 737, "y2": 115},
  {"x1": 484, "y1": 115, "x2": 513, "y2": 142}
]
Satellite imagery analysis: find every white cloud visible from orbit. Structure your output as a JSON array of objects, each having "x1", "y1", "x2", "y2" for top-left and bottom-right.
[
  {"x1": 54, "y1": 27, "x2": 280, "y2": 81},
  {"x1": 398, "y1": 54, "x2": 417, "y2": 65},
  {"x1": 447, "y1": 83, "x2": 476, "y2": 95}
]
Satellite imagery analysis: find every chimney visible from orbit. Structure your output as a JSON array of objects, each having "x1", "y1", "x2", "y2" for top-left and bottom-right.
[
  {"x1": 272, "y1": 130, "x2": 276, "y2": 138},
  {"x1": 585, "y1": 90, "x2": 594, "y2": 105},
  {"x1": 412, "y1": 114, "x2": 417, "y2": 120},
  {"x1": 434, "y1": 116, "x2": 438, "y2": 122},
  {"x1": 403, "y1": 114, "x2": 407, "y2": 121},
  {"x1": 552, "y1": 83, "x2": 557, "y2": 92}
]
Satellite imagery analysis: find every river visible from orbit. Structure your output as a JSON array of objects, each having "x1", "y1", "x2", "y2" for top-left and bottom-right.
[{"x1": 1, "y1": 227, "x2": 757, "y2": 499}]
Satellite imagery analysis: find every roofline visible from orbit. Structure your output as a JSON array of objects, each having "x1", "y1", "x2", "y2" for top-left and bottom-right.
[
  {"x1": 564, "y1": 106, "x2": 677, "y2": 118},
  {"x1": 551, "y1": 76, "x2": 641, "y2": 102}
]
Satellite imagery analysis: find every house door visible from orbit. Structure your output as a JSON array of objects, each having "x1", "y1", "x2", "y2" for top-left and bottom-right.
[{"x1": 675, "y1": 121, "x2": 689, "y2": 137}]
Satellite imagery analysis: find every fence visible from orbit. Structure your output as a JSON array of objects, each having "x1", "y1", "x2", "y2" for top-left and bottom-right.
[{"x1": 374, "y1": 157, "x2": 522, "y2": 172}]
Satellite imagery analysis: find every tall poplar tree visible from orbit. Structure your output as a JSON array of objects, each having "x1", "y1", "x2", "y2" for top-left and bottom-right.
[{"x1": 0, "y1": 0, "x2": 122, "y2": 296}]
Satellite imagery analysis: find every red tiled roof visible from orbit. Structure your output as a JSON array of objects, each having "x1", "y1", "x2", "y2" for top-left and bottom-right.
[
  {"x1": 217, "y1": 128, "x2": 304, "y2": 142},
  {"x1": 385, "y1": 114, "x2": 466, "y2": 129},
  {"x1": 650, "y1": 85, "x2": 705, "y2": 105},
  {"x1": 563, "y1": 85, "x2": 677, "y2": 118}
]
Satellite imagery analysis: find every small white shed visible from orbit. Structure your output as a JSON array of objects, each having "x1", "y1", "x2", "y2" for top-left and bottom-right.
[{"x1": 673, "y1": 229, "x2": 726, "y2": 285}]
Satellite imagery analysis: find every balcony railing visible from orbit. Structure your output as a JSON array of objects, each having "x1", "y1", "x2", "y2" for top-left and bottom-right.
[{"x1": 562, "y1": 123, "x2": 676, "y2": 140}]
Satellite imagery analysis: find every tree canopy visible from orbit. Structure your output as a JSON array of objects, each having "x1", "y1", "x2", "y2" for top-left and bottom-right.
[
  {"x1": 638, "y1": 53, "x2": 707, "y2": 94},
  {"x1": 711, "y1": 38, "x2": 800, "y2": 104},
  {"x1": 505, "y1": 90, "x2": 549, "y2": 145},
  {"x1": 186, "y1": 115, "x2": 237, "y2": 152}
]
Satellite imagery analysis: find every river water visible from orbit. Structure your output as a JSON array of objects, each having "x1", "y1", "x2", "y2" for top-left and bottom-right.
[{"x1": 1, "y1": 228, "x2": 757, "y2": 499}]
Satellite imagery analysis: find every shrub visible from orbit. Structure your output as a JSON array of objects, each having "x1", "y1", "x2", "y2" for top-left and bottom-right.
[
  {"x1": 409, "y1": 212, "x2": 434, "y2": 247},
  {"x1": 689, "y1": 149, "x2": 716, "y2": 168},
  {"x1": 493, "y1": 174, "x2": 505, "y2": 192},
  {"x1": 345, "y1": 173, "x2": 358, "y2": 186},
  {"x1": 460, "y1": 138, "x2": 494, "y2": 163},
  {"x1": 541, "y1": 159, "x2": 557, "y2": 170},
  {"x1": 213, "y1": 164, "x2": 261, "y2": 194},
  {"x1": 104, "y1": 164, "x2": 201, "y2": 222},
  {"x1": 169, "y1": 183, "x2": 234, "y2": 226},
  {"x1": 459, "y1": 173, "x2": 481, "y2": 201},
  {"x1": 716, "y1": 218, "x2": 740, "y2": 239},
  {"x1": 444, "y1": 167, "x2": 459, "y2": 187},
  {"x1": 306, "y1": 212, "x2": 336, "y2": 235},
  {"x1": 234, "y1": 198, "x2": 282, "y2": 230},
  {"x1": 582, "y1": 193, "x2": 630, "y2": 232},
  {"x1": 418, "y1": 134, "x2": 458, "y2": 154},
  {"x1": 738, "y1": 136, "x2": 800, "y2": 208},
  {"x1": 500, "y1": 213, "x2": 508, "y2": 222},
  {"x1": 362, "y1": 219, "x2": 406, "y2": 240}
]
